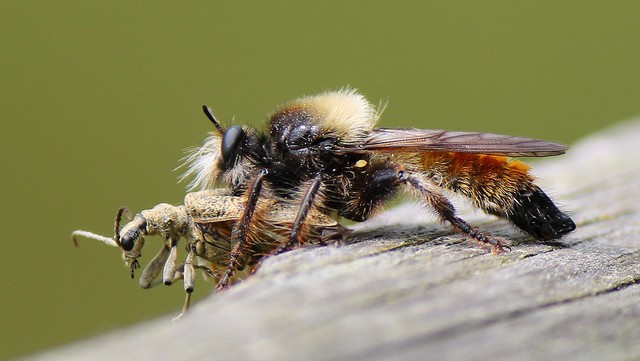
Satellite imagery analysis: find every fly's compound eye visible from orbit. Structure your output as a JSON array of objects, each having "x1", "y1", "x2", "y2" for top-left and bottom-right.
[{"x1": 221, "y1": 126, "x2": 246, "y2": 168}]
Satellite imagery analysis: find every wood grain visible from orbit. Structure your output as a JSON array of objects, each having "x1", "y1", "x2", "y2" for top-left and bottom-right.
[{"x1": 30, "y1": 120, "x2": 640, "y2": 361}]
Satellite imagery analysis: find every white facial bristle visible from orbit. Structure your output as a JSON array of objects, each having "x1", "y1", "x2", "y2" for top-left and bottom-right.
[{"x1": 179, "y1": 133, "x2": 222, "y2": 191}]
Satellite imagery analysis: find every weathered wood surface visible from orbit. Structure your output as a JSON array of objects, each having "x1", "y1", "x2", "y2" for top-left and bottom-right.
[{"x1": 30, "y1": 121, "x2": 640, "y2": 361}]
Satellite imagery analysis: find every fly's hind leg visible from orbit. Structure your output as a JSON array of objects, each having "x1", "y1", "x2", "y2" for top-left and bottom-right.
[{"x1": 400, "y1": 170, "x2": 510, "y2": 254}]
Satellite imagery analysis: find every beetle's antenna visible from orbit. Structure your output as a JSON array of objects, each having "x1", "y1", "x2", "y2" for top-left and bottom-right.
[
  {"x1": 113, "y1": 207, "x2": 131, "y2": 247},
  {"x1": 202, "y1": 105, "x2": 225, "y2": 134},
  {"x1": 71, "y1": 230, "x2": 119, "y2": 248}
]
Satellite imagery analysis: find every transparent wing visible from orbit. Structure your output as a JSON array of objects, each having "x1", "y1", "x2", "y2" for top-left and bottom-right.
[{"x1": 351, "y1": 128, "x2": 568, "y2": 157}]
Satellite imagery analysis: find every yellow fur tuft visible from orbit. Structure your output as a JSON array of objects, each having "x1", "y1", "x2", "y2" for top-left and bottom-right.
[{"x1": 290, "y1": 88, "x2": 380, "y2": 145}]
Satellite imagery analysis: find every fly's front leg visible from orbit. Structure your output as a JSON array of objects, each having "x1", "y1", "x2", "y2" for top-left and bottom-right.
[
  {"x1": 218, "y1": 169, "x2": 268, "y2": 291},
  {"x1": 275, "y1": 175, "x2": 323, "y2": 255},
  {"x1": 248, "y1": 176, "x2": 324, "y2": 275}
]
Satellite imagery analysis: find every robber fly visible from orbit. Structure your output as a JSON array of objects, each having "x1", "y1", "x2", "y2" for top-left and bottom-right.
[
  {"x1": 178, "y1": 88, "x2": 575, "y2": 289},
  {"x1": 73, "y1": 189, "x2": 347, "y2": 316}
]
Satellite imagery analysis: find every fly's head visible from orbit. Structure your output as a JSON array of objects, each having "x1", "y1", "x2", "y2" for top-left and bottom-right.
[{"x1": 181, "y1": 106, "x2": 260, "y2": 193}]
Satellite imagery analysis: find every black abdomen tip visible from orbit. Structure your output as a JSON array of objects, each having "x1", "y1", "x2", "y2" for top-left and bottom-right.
[{"x1": 508, "y1": 186, "x2": 576, "y2": 240}]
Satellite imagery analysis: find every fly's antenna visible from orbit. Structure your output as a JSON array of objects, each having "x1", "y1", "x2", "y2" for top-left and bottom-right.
[{"x1": 202, "y1": 105, "x2": 225, "y2": 134}]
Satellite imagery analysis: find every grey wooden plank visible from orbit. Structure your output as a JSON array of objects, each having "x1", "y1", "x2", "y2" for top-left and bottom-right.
[{"x1": 27, "y1": 120, "x2": 640, "y2": 361}]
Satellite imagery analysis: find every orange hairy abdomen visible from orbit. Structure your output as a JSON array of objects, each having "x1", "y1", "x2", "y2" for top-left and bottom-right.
[{"x1": 419, "y1": 152, "x2": 535, "y2": 212}]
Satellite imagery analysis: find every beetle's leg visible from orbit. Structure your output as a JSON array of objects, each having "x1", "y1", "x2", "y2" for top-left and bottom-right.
[
  {"x1": 183, "y1": 246, "x2": 196, "y2": 294},
  {"x1": 172, "y1": 246, "x2": 197, "y2": 322},
  {"x1": 162, "y1": 237, "x2": 180, "y2": 285},
  {"x1": 217, "y1": 169, "x2": 268, "y2": 290},
  {"x1": 138, "y1": 243, "x2": 171, "y2": 289},
  {"x1": 194, "y1": 264, "x2": 217, "y2": 278}
]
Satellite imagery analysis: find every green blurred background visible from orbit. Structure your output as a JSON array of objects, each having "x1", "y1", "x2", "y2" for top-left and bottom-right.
[{"x1": 2, "y1": 1, "x2": 639, "y2": 359}]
